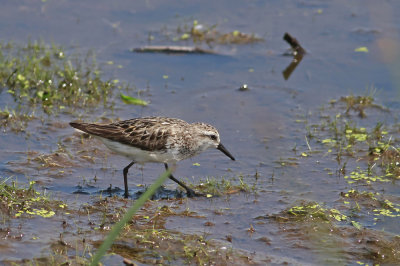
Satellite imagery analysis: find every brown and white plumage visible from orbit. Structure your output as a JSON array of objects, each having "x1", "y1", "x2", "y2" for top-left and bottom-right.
[{"x1": 70, "y1": 117, "x2": 235, "y2": 197}]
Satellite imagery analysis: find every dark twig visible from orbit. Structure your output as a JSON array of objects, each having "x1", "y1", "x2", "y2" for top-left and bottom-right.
[
  {"x1": 6, "y1": 68, "x2": 18, "y2": 85},
  {"x1": 283, "y1": 33, "x2": 306, "y2": 55}
]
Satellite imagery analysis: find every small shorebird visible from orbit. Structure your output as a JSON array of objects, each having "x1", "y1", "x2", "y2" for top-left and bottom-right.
[{"x1": 70, "y1": 117, "x2": 235, "y2": 198}]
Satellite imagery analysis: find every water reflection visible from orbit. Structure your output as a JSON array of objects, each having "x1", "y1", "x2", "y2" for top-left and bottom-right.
[{"x1": 282, "y1": 32, "x2": 306, "y2": 80}]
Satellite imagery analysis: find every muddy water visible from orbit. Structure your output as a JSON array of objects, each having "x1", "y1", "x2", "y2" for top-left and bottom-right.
[{"x1": 1, "y1": 0, "x2": 400, "y2": 265}]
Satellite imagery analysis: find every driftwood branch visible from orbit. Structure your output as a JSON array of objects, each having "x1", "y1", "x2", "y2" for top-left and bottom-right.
[
  {"x1": 132, "y1": 46, "x2": 214, "y2": 54},
  {"x1": 123, "y1": 258, "x2": 137, "y2": 266}
]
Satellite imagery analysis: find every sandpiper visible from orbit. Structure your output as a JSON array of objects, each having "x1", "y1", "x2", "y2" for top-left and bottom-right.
[{"x1": 70, "y1": 117, "x2": 235, "y2": 198}]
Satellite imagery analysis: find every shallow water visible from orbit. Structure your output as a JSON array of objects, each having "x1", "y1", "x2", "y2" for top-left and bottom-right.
[{"x1": 1, "y1": 0, "x2": 400, "y2": 265}]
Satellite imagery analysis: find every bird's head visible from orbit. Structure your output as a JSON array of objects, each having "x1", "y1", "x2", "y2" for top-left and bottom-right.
[{"x1": 192, "y1": 122, "x2": 235, "y2": 161}]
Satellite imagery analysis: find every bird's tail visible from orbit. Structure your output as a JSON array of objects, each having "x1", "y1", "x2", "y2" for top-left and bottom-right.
[
  {"x1": 70, "y1": 122, "x2": 121, "y2": 137},
  {"x1": 70, "y1": 122, "x2": 91, "y2": 134}
]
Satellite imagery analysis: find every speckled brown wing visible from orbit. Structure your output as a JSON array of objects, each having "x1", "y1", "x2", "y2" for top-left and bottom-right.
[{"x1": 70, "y1": 117, "x2": 188, "y2": 151}]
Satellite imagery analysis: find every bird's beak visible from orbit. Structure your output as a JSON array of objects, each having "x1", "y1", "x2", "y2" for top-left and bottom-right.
[{"x1": 217, "y1": 143, "x2": 235, "y2": 161}]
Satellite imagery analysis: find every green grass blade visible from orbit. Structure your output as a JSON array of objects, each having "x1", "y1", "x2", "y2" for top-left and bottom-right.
[
  {"x1": 120, "y1": 93, "x2": 148, "y2": 106},
  {"x1": 90, "y1": 168, "x2": 172, "y2": 266}
]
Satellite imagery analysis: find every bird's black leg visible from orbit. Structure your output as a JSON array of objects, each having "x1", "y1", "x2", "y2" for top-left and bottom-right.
[
  {"x1": 123, "y1": 161, "x2": 135, "y2": 198},
  {"x1": 164, "y1": 163, "x2": 199, "y2": 197}
]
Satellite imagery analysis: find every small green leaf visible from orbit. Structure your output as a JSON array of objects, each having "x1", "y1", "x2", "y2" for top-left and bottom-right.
[
  {"x1": 120, "y1": 93, "x2": 148, "y2": 106},
  {"x1": 232, "y1": 30, "x2": 240, "y2": 37},
  {"x1": 17, "y1": 74, "x2": 26, "y2": 81},
  {"x1": 180, "y1": 33, "x2": 190, "y2": 40},
  {"x1": 192, "y1": 163, "x2": 200, "y2": 166},
  {"x1": 354, "y1": 46, "x2": 368, "y2": 53}
]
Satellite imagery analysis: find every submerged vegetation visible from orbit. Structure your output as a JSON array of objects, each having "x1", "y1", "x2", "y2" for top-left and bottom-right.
[
  {"x1": 102, "y1": 203, "x2": 250, "y2": 265},
  {"x1": 268, "y1": 199, "x2": 400, "y2": 265},
  {"x1": 152, "y1": 20, "x2": 263, "y2": 46},
  {"x1": 286, "y1": 202, "x2": 347, "y2": 222},
  {"x1": 299, "y1": 92, "x2": 400, "y2": 181},
  {"x1": 0, "y1": 178, "x2": 65, "y2": 219},
  {"x1": 278, "y1": 91, "x2": 400, "y2": 265},
  {"x1": 0, "y1": 41, "x2": 144, "y2": 131},
  {"x1": 0, "y1": 41, "x2": 112, "y2": 110},
  {"x1": 191, "y1": 174, "x2": 256, "y2": 196},
  {"x1": 2, "y1": 183, "x2": 257, "y2": 265}
]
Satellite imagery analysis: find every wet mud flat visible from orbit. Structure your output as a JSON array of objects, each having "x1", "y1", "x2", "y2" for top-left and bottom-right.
[{"x1": 1, "y1": 43, "x2": 399, "y2": 265}]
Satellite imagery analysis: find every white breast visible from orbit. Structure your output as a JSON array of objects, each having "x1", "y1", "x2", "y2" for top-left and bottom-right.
[{"x1": 98, "y1": 137, "x2": 179, "y2": 163}]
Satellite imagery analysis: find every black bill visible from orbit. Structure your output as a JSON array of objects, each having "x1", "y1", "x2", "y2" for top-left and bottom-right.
[{"x1": 217, "y1": 143, "x2": 235, "y2": 161}]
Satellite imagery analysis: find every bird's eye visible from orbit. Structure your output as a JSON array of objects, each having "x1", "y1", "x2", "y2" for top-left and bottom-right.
[{"x1": 209, "y1": 134, "x2": 217, "y2": 140}]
